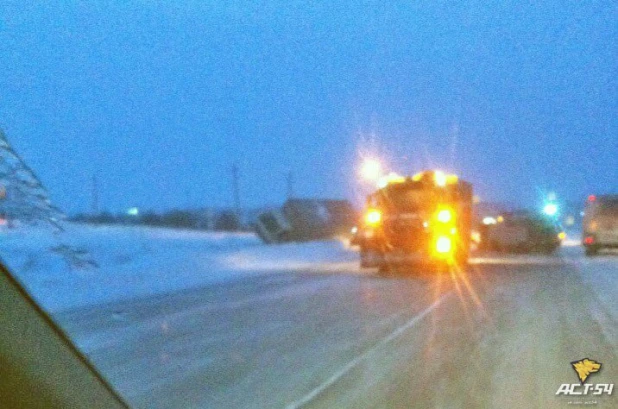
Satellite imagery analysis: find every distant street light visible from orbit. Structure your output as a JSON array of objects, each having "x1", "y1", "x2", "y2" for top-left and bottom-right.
[
  {"x1": 543, "y1": 203, "x2": 558, "y2": 216},
  {"x1": 127, "y1": 207, "x2": 140, "y2": 216},
  {"x1": 360, "y1": 158, "x2": 383, "y2": 182}
]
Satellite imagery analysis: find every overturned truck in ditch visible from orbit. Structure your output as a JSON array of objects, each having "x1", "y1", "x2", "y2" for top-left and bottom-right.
[{"x1": 255, "y1": 199, "x2": 357, "y2": 244}]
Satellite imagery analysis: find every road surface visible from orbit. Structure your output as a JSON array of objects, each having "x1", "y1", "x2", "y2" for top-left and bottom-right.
[{"x1": 57, "y1": 248, "x2": 617, "y2": 409}]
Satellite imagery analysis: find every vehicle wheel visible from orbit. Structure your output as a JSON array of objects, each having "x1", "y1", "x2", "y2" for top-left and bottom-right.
[
  {"x1": 585, "y1": 246, "x2": 599, "y2": 257},
  {"x1": 491, "y1": 241, "x2": 505, "y2": 253},
  {"x1": 454, "y1": 250, "x2": 469, "y2": 268},
  {"x1": 430, "y1": 260, "x2": 450, "y2": 274},
  {"x1": 361, "y1": 249, "x2": 385, "y2": 269},
  {"x1": 455, "y1": 256, "x2": 469, "y2": 269},
  {"x1": 378, "y1": 261, "x2": 392, "y2": 275},
  {"x1": 486, "y1": 240, "x2": 497, "y2": 251},
  {"x1": 541, "y1": 245, "x2": 558, "y2": 255},
  {"x1": 360, "y1": 250, "x2": 370, "y2": 268}
]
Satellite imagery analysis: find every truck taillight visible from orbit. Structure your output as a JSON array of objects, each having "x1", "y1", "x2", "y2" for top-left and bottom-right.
[
  {"x1": 435, "y1": 236, "x2": 452, "y2": 254},
  {"x1": 365, "y1": 209, "x2": 382, "y2": 226},
  {"x1": 436, "y1": 208, "x2": 453, "y2": 223}
]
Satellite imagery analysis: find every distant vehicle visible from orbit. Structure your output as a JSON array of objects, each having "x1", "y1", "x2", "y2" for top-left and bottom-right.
[
  {"x1": 255, "y1": 209, "x2": 293, "y2": 243},
  {"x1": 582, "y1": 195, "x2": 618, "y2": 256},
  {"x1": 481, "y1": 211, "x2": 562, "y2": 254},
  {"x1": 356, "y1": 170, "x2": 473, "y2": 271},
  {"x1": 255, "y1": 199, "x2": 357, "y2": 244}
]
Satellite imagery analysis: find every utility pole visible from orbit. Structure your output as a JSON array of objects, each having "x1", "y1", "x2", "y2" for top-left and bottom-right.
[
  {"x1": 232, "y1": 164, "x2": 241, "y2": 228},
  {"x1": 91, "y1": 174, "x2": 99, "y2": 215},
  {"x1": 287, "y1": 171, "x2": 294, "y2": 200}
]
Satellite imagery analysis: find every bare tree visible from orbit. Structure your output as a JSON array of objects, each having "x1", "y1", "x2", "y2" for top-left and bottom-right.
[
  {"x1": 0, "y1": 128, "x2": 64, "y2": 231},
  {"x1": 0, "y1": 129, "x2": 96, "y2": 269}
]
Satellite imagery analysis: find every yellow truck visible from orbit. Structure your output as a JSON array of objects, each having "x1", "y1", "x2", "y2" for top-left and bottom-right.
[{"x1": 356, "y1": 170, "x2": 472, "y2": 271}]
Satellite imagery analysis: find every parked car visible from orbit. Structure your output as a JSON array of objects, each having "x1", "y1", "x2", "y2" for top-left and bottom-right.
[{"x1": 482, "y1": 211, "x2": 562, "y2": 254}]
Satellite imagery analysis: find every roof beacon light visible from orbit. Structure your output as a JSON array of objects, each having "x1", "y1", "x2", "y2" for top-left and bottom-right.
[{"x1": 434, "y1": 170, "x2": 447, "y2": 187}]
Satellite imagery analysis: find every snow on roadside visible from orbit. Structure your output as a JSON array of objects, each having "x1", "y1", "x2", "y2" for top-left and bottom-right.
[
  {"x1": 0, "y1": 223, "x2": 355, "y2": 313},
  {"x1": 220, "y1": 239, "x2": 358, "y2": 272},
  {"x1": 562, "y1": 245, "x2": 618, "y2": 312},
  {"x1": 561, "y1": 244, "x2": 618, "y2": 344}
]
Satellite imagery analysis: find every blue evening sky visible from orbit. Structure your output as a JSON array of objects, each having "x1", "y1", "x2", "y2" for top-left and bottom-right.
[{"x1": 1, "y1": 1, "x2": 616, "y2": 213}]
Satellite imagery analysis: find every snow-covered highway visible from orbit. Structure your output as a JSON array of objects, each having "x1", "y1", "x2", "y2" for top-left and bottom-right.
[{"x1": 2, "y1": 225, "x2": 617, "y2": 408}]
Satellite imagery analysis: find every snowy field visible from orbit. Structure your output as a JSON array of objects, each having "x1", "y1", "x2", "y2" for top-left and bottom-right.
[
  {"x1": 0, "y1": 223, "x2": 356, "y2": 313},
  {"x1": 1, "y1": 223, "x2": 615, "y2": 324}
]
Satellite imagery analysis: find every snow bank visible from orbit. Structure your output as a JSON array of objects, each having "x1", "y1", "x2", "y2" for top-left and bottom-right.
[
  {"x1": 0, "y1": 224, "x2": 354, "y2": 313},
  {"x1": 220, "y1": 240, "x2": 358, "y2": 271}
]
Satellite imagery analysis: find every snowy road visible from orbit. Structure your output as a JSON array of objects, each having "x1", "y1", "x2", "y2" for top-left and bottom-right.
[{"x1": 55, "y1": 247, "x2": 618, "y2": 409}]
